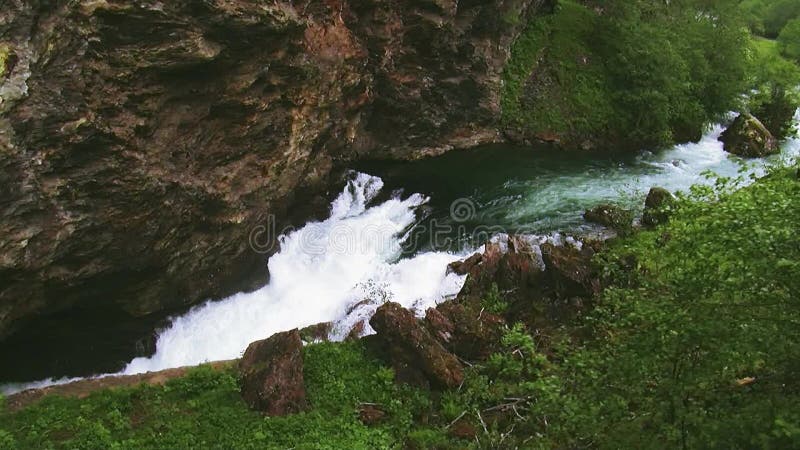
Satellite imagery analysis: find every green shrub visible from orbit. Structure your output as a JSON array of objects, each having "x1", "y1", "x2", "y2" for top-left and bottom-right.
[
  {"x1": 779, "y1": 18, "x2": 800, "y2": 62},
  {"x1": 481, "y1": 283, "x2": 508, "y2": 314}
]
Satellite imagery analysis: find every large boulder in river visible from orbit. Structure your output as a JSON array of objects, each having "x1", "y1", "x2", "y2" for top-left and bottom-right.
[
  {"x1": 583, "y1": 204, "x2": 633, "y2": 233},
  {"x1": 239, "y1": 329, "x2": 308, "y2": 416},
  {"x1": 370, "y1": 302, "x2": 464, "y2": 389},
  {"x1": 642, "y1": 187, "x2": 676, "y2": 228},
  {"x1": 719, "y1": 114, "x2": 779, "y2": 157}
]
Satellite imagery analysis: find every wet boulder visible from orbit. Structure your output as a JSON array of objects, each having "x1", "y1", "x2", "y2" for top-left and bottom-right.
[
  {"x1": 298, "y1": 322, "x2": 332, "y2": 343},
  {"x1": 458, "y1": 238, "x2": 542, "y2": 302},
  {"x1": 239, "y1": 329, "x2": 308, "y2": 416},
  {"x1": 719, "y1": 113, "x2": 779, "y2": 157},
  {"x1": 642, "y1": 187, "x2": 676, "y2": 228},
  {"x1": 370, "y1": 302, "x2": 464, "y2": 389},
  {"x1": 540, "y1": 243, "x2": 600, "y2": 299},
  {"x1": 425, "y1": 302, "x2": 505, "y2": 361},
  {"x1": 447, "y1": 253, "x2": 483, "y2": 275},
  {"x1": 496, "y1": 236, "x2": 543, "y2": 290},
  {"x1": 583, "y1": 204, "x2": 633, "y2": 234}
]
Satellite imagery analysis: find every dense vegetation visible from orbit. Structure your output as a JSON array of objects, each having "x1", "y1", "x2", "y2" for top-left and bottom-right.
[
  {"x1": 502, "y1": 0, "x2": 800, "y2": 149},
  {"x1": 503, "y1": 0, "x2": 750, "y2": 150},
  {"x1": 741, "y1": 0, "x2": 800, "y2": 38},
  {"x1": 3, "y1": 163, "x2": 798, "y2": 449}
]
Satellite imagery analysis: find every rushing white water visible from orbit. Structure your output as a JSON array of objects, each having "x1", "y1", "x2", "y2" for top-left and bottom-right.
[
  {"x1": 1, "y1": 173, "x2": 470, "y2": 394},
  {"x1": 124, "y1": 173, "x2": 469, "y2": 372},
  {"x1": 506, "y1": 119, "x2": 800, "y2": 228}
]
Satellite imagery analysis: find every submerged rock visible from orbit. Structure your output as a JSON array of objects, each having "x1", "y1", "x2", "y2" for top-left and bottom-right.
[
  {"x1": 719, "y1": 114, "x2": 779, "y2": 157},
  {"x1": 642, "y1": 187, "x2": 675, "y2": 228},
  {"x1": 370, "y1": 302, "x2": 463, "y2": 389},
  {"x1": 239, "y1": 329, "x2": 308, "y2": 416},
  {"x1": 583, "y1": 204, "x2": 633, "y2": 233}
]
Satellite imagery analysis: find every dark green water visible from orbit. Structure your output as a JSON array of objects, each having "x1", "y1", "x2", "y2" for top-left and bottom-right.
[{"x1": 360, "y1": 126, "x2": 798, "y2": 254}]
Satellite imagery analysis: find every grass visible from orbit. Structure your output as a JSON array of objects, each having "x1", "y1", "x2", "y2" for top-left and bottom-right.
[{"x1": 0, "y1": 342, "x2": 438, "y2": 449}]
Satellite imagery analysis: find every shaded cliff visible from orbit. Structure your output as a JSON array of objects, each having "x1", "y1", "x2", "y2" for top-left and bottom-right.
[{"x1": 0, "y1": 0, "x2": 552, "y2": 342}]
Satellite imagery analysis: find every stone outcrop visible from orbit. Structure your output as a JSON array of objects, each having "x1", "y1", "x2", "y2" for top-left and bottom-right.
[
  {"x1": 298, "y1": 322, "x2": 333, "y2": 343},
  {"x1": 719, "y1": 113, "x2": 779, "y2": 157},
  {"x1": 0, "y1": 1, "x2": 549, "y2": 344},
  {"x1": 425, "y1": 301, "x2": 504, "y2": 361},
  {"x1": 370, "y1": 302, "x2": 463, "y2": 389},
  {"x1": 539, "y1": 243, "x2": 600, "y2": 300},
  {"x1": 642, "y1": 187, "x2": 675, "y2": 228},
  {"x1": 449, "y1": 235, "x2": 601, "y2": 329},
  {"x1": 583, "y1": 204, "x2": 633, "y2": 233},
  {"x1": 458, "y1": 236, "x2": 544, "y2": 301},
  {"x1": 239, "y1": 329, "x2": 308, "y2": 416},
  {"x1": 358, "y1": 403, "x2": 387, "y2": 426}
]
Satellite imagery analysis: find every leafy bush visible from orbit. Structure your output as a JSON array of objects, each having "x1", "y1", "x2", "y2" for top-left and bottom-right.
[
  {"x1": 481, "y1": 283, "x2": 508, "y2": 314},
  {"x1": 579, "y1": 165, "x2": 800, "y2": 447},
  {"x1": 741, "y1": 0, "x2": 800, "y2": 37},
  {"x1": 779, "y1": 18, "x2": 800, "y2": 62},
  {"x1": 747, "y1": 37, "x2": 800, "y2": 139}
]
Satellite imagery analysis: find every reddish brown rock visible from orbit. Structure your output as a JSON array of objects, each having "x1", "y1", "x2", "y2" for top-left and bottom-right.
[
  {"x1": 458, "y1": 242, "x2": 504, "y2": 299},
  {"x1": 426, "y1": 302, "x2": 504, "y2": 361},
  {"x1": 447, "y1": 252, "x2": 482, "y2": 275},
  {"x1": 459, "y1": 238, "x2": 543, "y2": 303},
  {"x1": 540, "y1": 243, "x2": 600, "y2": 298},
  {"x1": 496, "y1": 236, "x2": 542, "y2": 290},
  {"x1": 346, "y1": 320, "x2": 366, "y2": 341},
  {"x1": 298, "y1": 322, "x2": 333, "y2": 343},
  {"x1": 425, "y1": 307, "x2": 456, "y2": 343},
  {"x1": 358, "y1": 403, "x2": 387, "y2": 425},
  {"x1": 239, "y1": 329, "x2": 308, "y2": 416},
  {"x1": 370, "y1": 302, "x2": 464, "y2": 389}
]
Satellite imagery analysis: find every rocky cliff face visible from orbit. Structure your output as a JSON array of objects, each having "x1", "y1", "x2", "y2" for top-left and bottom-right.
[{"x1": 0, "y1": 0, "x2": 549, "y2": 341}]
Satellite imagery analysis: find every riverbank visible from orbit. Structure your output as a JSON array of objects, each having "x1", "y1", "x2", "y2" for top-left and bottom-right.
[
  {"x1": 3, "y1": 162, "x2": 798, "y2": 448},
  {"x1": 4, "y1": 117, "x2": 797, "y2": 390}
]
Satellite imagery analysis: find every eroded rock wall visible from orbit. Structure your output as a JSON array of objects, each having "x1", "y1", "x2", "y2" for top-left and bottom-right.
[{"x1": 0, "y1": 0, "x2": 547, "y2": 339}]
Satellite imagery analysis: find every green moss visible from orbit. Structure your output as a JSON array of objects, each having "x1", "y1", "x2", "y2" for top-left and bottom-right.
[{"x1": 0, "y1": 45, "x2": 10, "y2": 78}]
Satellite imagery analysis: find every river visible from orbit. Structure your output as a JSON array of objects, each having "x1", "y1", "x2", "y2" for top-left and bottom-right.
[{"x1": 2, "y1": 119, "x2": 799, "y2": 394}]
